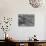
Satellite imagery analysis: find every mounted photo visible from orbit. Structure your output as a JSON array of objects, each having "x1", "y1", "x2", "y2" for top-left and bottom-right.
[{"x1": 18, "y1": 14, "x2": 35, "y2": 26}]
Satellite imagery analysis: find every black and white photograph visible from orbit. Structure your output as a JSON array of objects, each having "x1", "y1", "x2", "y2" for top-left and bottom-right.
[
  {"x1": 0, "y1": 0, "x2": 46, "y2": 46},
  {"x1": 18, "y1": 14, "x2": 35, "y2": 26}
]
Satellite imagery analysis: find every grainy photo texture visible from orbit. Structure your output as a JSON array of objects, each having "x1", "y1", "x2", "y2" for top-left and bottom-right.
[{"x1": 18, "y1": 14, "x2": 35, "y2": 26}]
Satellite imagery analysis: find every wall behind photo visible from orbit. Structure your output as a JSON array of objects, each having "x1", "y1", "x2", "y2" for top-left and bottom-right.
[{"x1": 0, "y1": 0, "x2": 46, "y2": 40}]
